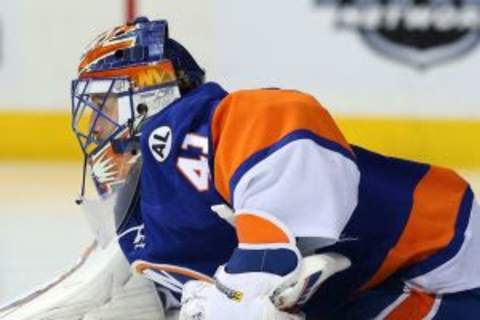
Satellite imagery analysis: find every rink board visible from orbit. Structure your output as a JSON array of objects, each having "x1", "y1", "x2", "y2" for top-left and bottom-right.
[{"x1": 1, "y1": 111, "x2": 479, "y2": 168}]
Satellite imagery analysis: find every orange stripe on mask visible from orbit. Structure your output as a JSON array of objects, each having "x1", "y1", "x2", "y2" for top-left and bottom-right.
[
  {"x1": 79, "y1": 61, "x2": 176, "y2": 89},
  {"x1": 79, "y1": 40, "x2": 134, "y2": 73},
  {"x1": 235, "y1": 213, "x2": 291, "y2": 244},
  {"x1": 211, "y1": 89, "x2": 353, "y2": 202},
  {"x1": 361, "y1": 166, "x2": 468, "y2": 292},
  {"x1": 385, "y1": 290, "x2": 436, "y2": 320}
]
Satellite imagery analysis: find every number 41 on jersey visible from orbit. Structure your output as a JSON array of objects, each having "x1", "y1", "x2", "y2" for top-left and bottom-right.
[{"x1": 176, "y1": 133, "x2": 210, "y2": 191}]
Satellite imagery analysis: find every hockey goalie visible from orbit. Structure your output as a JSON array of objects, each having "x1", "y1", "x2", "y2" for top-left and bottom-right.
[{"x1": 2, "y1": 17, "x2": 480, "y2": 320}]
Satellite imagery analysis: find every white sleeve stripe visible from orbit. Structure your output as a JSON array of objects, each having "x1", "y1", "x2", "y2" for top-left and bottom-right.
[
  {"x1": 233, "y1": 139, "x2": 360, "y2": 240},
  {"x1": 229, "y1": 131, "x2": 356, "y2": 205}
]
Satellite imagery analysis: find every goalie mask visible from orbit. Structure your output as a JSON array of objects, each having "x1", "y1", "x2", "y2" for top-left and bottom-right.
[{"x1": 71, "y1": 17, "x2": 204, "y2": 245}]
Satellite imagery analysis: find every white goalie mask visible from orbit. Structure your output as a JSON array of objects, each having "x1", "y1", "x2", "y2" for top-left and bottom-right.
[{"x1": 71, "y1": 70, "x2": 181, "y2": 246}]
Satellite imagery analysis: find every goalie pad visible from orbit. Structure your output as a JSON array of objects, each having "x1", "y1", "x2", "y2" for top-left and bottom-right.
[{"x1": 0, "y1": 239, "x2": 174, "y2": 320}]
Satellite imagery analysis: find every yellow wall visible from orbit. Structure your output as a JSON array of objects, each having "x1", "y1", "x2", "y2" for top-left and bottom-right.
[
  {"x1": 1, "y1": 111, "x2": 479, "y2": 168},
  {"x1": 336, "y1": 117, "x2": 480, "y2": 168},
  {"x1": 1, "y1": 111, "x2": 82, "y2": 161}
]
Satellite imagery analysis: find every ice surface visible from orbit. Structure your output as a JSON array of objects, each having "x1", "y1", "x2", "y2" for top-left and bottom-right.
[{"x1": 0, "y1": 163, "x2": 91, "y2": 305}]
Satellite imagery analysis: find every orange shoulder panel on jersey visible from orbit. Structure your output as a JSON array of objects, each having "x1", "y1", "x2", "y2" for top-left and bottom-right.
[
  {"x1": 360, "y1": 166, "x2": 469, "y2": 292},
  {"x1": 211, "y1": 89, "x2": 353, "y2": 202}
]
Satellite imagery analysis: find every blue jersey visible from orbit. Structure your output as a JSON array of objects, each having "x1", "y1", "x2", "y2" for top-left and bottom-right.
[
  {"x1": 117, "y1": 83, "x2": 237, "y2": 296},
  {"x1": 116, "y1": 82, "x2": 478, "y2": 316}
]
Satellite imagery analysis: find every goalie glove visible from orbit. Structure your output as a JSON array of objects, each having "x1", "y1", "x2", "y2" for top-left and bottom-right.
[
  {"x1": 180, "y1": 211, "x2": 351, "y2": 319},
  {"x1": 179, "y1": 266, "x2": 304, "y2": 320},
  {"x1": 179, "y1": 253, "x2": 351, "y2": 320}
]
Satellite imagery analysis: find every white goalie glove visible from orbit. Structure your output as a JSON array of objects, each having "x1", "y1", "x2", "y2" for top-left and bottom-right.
[
  {"x1": 179, "y1": 253, "x2": 351, "y2": 320},
  {"x1": 179, "y1": 266, "x2": 303, "y2": 320}
]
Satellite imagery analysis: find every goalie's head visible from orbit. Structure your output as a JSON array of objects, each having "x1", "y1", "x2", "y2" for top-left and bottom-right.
[{"x1": 71, "y1": 17, "x2": 205, "y2": 199}]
